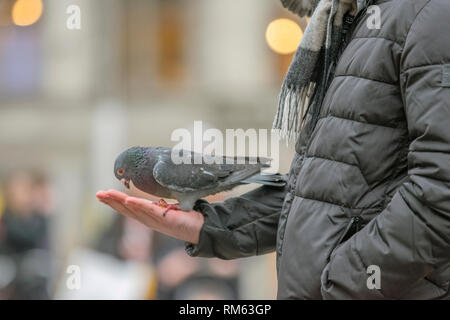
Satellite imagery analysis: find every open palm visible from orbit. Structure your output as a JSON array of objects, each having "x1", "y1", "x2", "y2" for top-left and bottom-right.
[{"x1": 96, "y1": 190, "x2": 203, "y2": 244}]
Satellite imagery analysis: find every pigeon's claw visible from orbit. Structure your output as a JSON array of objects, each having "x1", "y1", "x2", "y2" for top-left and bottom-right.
[
  {"x1": 156, "y1": 199, "x2": 180, "y2": 217},
  {"x1": 157, "y1": 199, "x2": 168, "y2": 206}
]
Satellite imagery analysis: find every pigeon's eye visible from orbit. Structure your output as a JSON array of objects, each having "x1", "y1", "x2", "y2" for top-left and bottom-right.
[{"x1": 117, "y1": 169, "x2": 124, "y2": 176}]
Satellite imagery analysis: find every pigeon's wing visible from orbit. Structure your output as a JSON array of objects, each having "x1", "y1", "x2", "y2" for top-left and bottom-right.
[
  {"x1": 153, "y1": 159, "x2": 227, "y2": 193},
  {"x1": 152, "y1": 157, "x2": 262, "y2": 193}
]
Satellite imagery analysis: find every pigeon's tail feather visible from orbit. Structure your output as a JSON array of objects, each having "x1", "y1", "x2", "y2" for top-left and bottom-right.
[
  {"x1": 242, "y1": 173, "x2": 286, "y2": 187},
  {"x1": 258, "y1": 157, "x2": 271, "y2": 168},
  {"x1": 232, "y1": 156, "x2": 271, "y2": 168}
]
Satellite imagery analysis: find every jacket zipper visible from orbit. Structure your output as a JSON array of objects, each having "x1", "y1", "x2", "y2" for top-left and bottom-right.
[
  {"x1": 338, "y1": 0, "x2": 376, "y2": 60},
  {"x1": 304, "y1": 12, "x2": 360, "y2": 148},
  {"x1": 336, "y1": 216, "x2": 362, "y2": 245},
  {"x1": 339, "y1": 15, "x2": 354, "y2": 57},
  {"x1": 310, "y1": 7, "x2": 369, "y2": 135},
  {"x1": 296, "y1": 6, "x2": 372, "y2": 262},
  {"x1": 327, "y1": 216, "x2": 364, "y2": 262}
]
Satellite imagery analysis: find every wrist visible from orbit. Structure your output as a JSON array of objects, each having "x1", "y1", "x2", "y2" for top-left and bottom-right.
[
  {"x1": 186, "y1": 210, "x2": 204, "y2": 244},
  {"x1": 168, "y1": 209, "x2": 203, "y2": 244}
]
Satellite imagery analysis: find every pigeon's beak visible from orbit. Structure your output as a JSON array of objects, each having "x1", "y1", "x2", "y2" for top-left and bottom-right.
[{"x1": 121, "y1": 178, "x2": 130, "y2": 189}]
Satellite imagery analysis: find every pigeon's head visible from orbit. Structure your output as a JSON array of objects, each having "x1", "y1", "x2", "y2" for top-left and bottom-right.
[{"x1": 114, "y1": 146, "x2": 146, "y2": 189}]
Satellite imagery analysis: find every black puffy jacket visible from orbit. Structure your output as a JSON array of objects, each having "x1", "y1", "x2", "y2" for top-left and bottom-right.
[{"x1": 186, "y1": 0, "x2": 450, "y2": 299}]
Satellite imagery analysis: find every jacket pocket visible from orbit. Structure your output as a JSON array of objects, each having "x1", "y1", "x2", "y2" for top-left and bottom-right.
[{"x1": 327, "y1": 215, "x2": 365, "y2": 263}]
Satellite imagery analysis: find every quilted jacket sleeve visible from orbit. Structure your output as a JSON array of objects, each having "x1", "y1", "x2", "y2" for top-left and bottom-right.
[
  {"x1": 185, "y1": 183, "x2": 286, "y2": 259},
  {"x1": 321, "y1": 0, "x2": 450, "y2": 299}
]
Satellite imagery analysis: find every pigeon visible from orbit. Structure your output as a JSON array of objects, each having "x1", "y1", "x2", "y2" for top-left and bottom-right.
[{"x1": 113, "y1": 146, "x2": 286, "y2": 213}]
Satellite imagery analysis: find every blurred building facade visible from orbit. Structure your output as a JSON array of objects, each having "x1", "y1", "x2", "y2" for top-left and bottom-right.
[{"x1": 0, "y1": 0, "x2": 305, "y2": 299}]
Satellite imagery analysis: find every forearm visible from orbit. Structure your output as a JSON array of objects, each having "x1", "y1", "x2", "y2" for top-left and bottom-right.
[{"x1": 186, "y1": 183, "x2": 286, "y2": 259}]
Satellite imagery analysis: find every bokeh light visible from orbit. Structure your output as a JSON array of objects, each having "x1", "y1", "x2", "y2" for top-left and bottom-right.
[
  {"x1": 12, "y1": 0, "x2": 43, "y2": 27},
  {"x1": 265, "y1": 18, "x2": 303, "y2": 55}
]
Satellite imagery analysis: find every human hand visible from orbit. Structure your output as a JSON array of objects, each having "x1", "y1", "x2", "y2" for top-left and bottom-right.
[{"x1": 96, "y1": 190, "x2": 203, "y2": 244}]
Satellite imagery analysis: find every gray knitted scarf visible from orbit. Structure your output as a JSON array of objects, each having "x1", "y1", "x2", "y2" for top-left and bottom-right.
[{"x1": 273, "y1": 0, "x2": 371, "y2": 141}]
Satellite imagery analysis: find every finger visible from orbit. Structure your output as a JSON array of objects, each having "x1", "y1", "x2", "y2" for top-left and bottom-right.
[
  {"x1": 125, "y1": 199, "x2": 162, "y2": 218},
  {"x1": 96, "y1": 190, "x2": 108, "y2": 201},
  {"x1": 100, "y1": 196, "x2": 126, "y2": 212},
  {"x1": 102, "y1": 190, "x2": 137, "y2": 216},
  {"x1": 125, "y1": 197, "x2": 164, "y2": 215},
  {"x1": 104, "y1": 189, "x2": 129, "y2": 202},
  {"x1": 125, "y1": 199, "x2": 173, "y2": 222},
  {"x1": 102, "y1": 196, "x2": 137, "y2": 218},
  {"x1": 125, "y1": 196, "x2": 156, "y2": 207},
  {"x1": 97, "y1": 190, "x2": 140, "y2": 220}
]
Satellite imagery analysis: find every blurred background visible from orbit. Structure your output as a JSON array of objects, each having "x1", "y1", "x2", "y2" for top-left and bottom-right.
[{"x1": 0, "y1": 0, "x2": 308, "y2": 299}]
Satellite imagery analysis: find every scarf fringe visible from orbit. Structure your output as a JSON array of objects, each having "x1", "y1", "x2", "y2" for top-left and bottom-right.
[
  {"x1": 274, "y1": 0, "x2": 362, "y2": 144},
  {"x1": 272, "y1": 82, "x2": 316, "y2": 142}
]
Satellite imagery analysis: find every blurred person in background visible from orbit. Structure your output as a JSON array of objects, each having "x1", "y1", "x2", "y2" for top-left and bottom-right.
[
  {"x1": 96, "y1": 218, "x2": 239, "y2": 299},
  {"x1": 0, "y1": 170, "x2": 54, "y2": 299},
  {"x1": 151, "y1": 192, "x2": 240, "y2": 300},
  {"x1": 152, "y1": 234, "x2": 239, "y2": 300}
]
